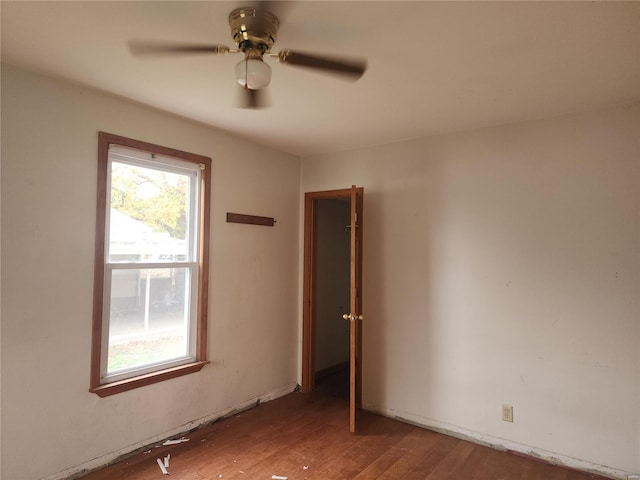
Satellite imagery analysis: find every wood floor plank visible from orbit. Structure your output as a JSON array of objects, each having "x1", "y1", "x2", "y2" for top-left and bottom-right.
[
  {"x1": 77, "y1": 393, "x2": 613, "y2": 480},
  {"x1": 469, "y1": 445, "x2": 527, "y2": 480},
  {"x1": 373, "y1": 430, "x2": 459, "y2": 480},
  {"x1": 565, "y1": 469, "x2": 612, "y2": 480},
  {"x1": 422, "y1": 440, "x2": 477, "y2": 480},
  {"x1": 518, "y1": 458, "x2": 570, "y2": 480}
]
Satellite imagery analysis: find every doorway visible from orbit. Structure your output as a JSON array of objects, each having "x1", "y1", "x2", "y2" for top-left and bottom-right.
[
  {"x1": 302, "y1": 185, "x2": 363, "y2": 395},
  {"x1": 311, "y1": 197, "x2": 351, "y2": 399},
  {"x1": 302, "y1": 189, "x2": 352, "y2": 395}
]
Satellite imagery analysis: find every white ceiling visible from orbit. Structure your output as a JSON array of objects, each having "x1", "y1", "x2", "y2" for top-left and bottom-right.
[{"x1": 2, "y1": 1, "x2": 638, "y2": 157}]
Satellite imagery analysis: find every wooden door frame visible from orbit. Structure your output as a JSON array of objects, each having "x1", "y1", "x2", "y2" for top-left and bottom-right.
[{"x1": 301, "y1": 187, "x2": 363, "y2": 399}]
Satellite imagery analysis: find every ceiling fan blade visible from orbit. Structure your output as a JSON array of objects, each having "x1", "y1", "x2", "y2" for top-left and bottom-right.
[
  {"x1": 237, "y1": 86, "x2": 269, "y2": 109},
  {"x1": 128, "y1": 40, "x2": 233, "y2": 57},
  {"x1": 276, "y1": 49, "x2": 367, "y2": 80}
]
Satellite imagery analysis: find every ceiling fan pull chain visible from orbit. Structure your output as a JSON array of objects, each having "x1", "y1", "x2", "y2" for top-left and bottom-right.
[{"x1": 245, "y1": 58, "x2": 249, "y2": 89}]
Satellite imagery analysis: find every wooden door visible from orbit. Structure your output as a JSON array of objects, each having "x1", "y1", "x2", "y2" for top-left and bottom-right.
[{"x1": 343, "y1": 185, "x2": 363, "y2": 432}]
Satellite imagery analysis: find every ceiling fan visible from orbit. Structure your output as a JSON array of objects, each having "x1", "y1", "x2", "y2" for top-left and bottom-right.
[{"x1": 128, "y1": 2, "x2": 367, "y2": 109}]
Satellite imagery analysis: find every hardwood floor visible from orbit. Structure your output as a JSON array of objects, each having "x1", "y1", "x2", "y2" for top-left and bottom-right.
[{"x1": 78, "y1": 392, "x2": 609, "y2": 480}]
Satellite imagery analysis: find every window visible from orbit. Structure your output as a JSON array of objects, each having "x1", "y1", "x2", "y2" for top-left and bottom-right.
[{"x1": 90, "y1": 132, "x2": 210, "y2": 397}]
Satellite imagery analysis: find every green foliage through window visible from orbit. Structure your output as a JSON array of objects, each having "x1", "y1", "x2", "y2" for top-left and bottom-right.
[{"x1": 111, "y1": 162, "x2": 188, "y2": 240}]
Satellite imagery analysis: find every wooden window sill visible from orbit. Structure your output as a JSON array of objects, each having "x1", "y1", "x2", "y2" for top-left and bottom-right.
[{"x1": 90, "y1": 361, "x2": 209, "y2": 397}]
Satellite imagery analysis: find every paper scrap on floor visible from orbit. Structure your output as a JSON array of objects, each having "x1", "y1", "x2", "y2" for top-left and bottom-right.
[
  {"x1": 163, "y1": 437, "x2": 190, "y2": 446},
  {"x1": 157, "y1": 458, "x2": 169, "y2": 475}
]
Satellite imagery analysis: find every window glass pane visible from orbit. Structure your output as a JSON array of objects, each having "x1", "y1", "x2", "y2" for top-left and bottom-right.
[
  {"x1": 109, "y1": 161, "x2": 191, "y2": 262},
  {"x1": 107, "y1": 267, "x2": 191, "y2": 374}
]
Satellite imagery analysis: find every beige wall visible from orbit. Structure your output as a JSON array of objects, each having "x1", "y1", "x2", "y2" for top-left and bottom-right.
[
  {"x1": 2, "y1": 62, "x2": 639, "y2": 480},
  {"x1": 300, "y1": 104, "x2": 640, "y2": 478},
  {"x1": 0, "y1": 65, "x2": 300, "y2": 480}
]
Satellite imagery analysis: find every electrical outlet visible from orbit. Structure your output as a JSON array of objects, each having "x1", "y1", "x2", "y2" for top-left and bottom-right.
[{"x1": 502, "y1": 404, "x2": 514, "y2": 423}]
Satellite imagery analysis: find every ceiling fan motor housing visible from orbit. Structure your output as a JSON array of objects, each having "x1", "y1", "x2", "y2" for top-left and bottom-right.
[{"x1": 229, "y1": 7, "x2": 280, "y2": 54}]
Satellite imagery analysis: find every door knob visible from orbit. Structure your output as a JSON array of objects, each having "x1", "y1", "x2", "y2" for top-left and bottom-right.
[{"x1": 342, "y1": 313, "x2": 364, "y2": 321}]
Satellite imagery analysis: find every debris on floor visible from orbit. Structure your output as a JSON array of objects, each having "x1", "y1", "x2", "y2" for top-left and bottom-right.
[
  {"x1": 272, "y1": 476, "x2": 288, "y2": 480},
  {"x1": 162, "y1": 437, "x2": 190, "y2": 446},
  {"x1": 156, "y1": 454, "x2": 171, "y2": 475},
  {"x1": 156, "y1": 458, "x2": 169, "y2": 475}
]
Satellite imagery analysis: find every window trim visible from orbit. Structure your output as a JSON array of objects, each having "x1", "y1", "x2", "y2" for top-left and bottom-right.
[{"x1": 90, "y1": 132, "x2": 211, "y2": 397}]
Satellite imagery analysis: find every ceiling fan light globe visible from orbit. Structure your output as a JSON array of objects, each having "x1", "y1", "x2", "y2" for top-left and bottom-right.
[{"x1": 235, "y1": 58, "x2": 271, "y2": 90}]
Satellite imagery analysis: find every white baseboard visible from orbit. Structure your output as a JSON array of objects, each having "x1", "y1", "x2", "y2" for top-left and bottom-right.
[
  {"x1": 45, "y1": 383, "x2": 298, "y2": 480},
  {"x1": 363, "y1": 402, "x2": 637, "y2": 480}
]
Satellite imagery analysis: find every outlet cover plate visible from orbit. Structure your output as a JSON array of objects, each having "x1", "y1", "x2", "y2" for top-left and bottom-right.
[{"x1": 502, "y1": 404, "x2": 514, "y2": 422}]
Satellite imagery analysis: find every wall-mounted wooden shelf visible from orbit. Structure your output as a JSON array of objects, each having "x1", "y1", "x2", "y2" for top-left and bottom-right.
[{"x1": 226, "y1": 212, "x2": 275, "y2": 227}]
